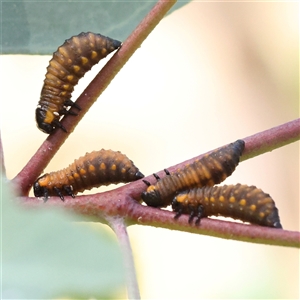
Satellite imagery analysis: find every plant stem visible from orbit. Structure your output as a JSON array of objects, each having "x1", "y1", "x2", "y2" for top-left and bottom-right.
[
  {"x1": 242, "y1": 118, "x2": 300, "y2": 161},
  {"x1": 19, "y1": 119, "x2": 300, "y2": 248},
  {"x1": 0, "y1": 131, "x2": 6, "y2": 176},
  {"x1": 108, "y1": 215, "x2": 141, "y2": 300}
]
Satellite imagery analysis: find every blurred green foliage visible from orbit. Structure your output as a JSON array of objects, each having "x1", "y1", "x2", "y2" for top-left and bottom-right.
[
  {"x1": 1, "y1": 0, "x2": 190, "y2": 54},
  {"x1": 1, "y1": 174, "x2": 125, "y2": 299}
]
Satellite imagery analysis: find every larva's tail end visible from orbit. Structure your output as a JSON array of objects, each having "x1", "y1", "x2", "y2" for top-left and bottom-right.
[
  {"x1": 266, "y1": 208, "x2": 283, "y2": 229},
  {"x1": 272, "y1": 221, "x2": 283, "y2": 229},
  {"x1": 112, "y1": 39, "x2": 122, "y2": 50},
  {"x1": 135, "y1": 171, "x2": 145, "y2": 180},
  {"x1": 233, "y1": 139, "x2": 245, "y2": 155}
]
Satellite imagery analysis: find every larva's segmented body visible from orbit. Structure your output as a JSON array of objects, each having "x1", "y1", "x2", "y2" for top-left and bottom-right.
[
  {"x1": 172, "y1": 184, "x2": 282, "y2": 228},
  {"x1": 33, "y1": 149, "x2": 144, "y2": 201},
  {"x1": 36, "y1": 32, "x2": 122, "y2": 134},
  {"x1": 141, "y1": 140, "x2": 245, "y2": 208}
]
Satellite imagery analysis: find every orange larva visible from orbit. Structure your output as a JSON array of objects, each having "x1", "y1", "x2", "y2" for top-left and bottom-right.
[
  {"x1": 171, "y1": 184, "x2": 282, "y2": 228},
  {"x1": 141, "y1": 140, "x2": 245, "y2": 208},
  {"x1": 36, "y1": 32, "x2": 121, "y2": 134},
  {"x1": 33, "y1": 149, "x2": 144, "y2": 201}
]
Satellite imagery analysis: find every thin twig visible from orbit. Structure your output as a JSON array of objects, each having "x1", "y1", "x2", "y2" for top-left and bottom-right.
[
  {"x1": 0, "y1": 131, "x2": 6, "y2": 176},
  {"x1": 20, "y1": 119, "x2": 300, "y2": 248},
  {"x1": 108, "y1": 215, "x2": 141, "y2": 300},
  {"x1": 242, "y1": 118, "x2": 300, "y2": 161}
]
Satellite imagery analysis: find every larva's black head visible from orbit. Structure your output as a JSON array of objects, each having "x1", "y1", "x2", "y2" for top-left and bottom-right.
[
  {"x1": 141, "y1": 189, "x2": 163, "y2": 207},
  {"x1": 36, "y1": 107, "x2": 67, "y2": 134},
  {"x1": 35, "y1": 107, "x2": 55, "y2": 134},
  {"x1": 171, "y1": 198, "x2": 180, "y2": 212},
  {"x1": 33, "y1": 181, "x2": 49, "y2": 201}
]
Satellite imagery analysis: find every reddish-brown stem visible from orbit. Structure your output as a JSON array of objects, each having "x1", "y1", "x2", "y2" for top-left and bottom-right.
[
  {"x1": 20, "y1": 190, "x2": 300, "y2": 248},
  {"x1": 242, "y1": 118, "x2": 300, "y2": 161},
  {"x1": 11, "y1": 0, "x2": 177, "y2": 196},
  {"x1": 20, "y1": 121, "x2": 300, "y2": 248}
]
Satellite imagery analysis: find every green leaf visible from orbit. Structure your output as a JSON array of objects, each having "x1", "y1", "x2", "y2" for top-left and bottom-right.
[
  {"x1": 1, "y1": 174, "x2": 125, "y2": 299},
  {"x1": 1, "y1": 0, "x2": 191, "y2": 54}
]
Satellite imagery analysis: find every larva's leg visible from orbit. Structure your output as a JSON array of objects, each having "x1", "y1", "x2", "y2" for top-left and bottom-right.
[
  {"x1": 64, "y1": 99, "x2": 81, "y2": 111},
  {"x1": 174, "y1": 208, "x2": 182, "y2": 220},
  {"x1": 142, "y1": 180, "x2": 151, "y2": 187},
  {"x1": 153, "y1": 173, "x2": 160, "y2": 181},
  {"x1": 164, "y1": 169, "x2": 170, "y2": 175},
  {"x1": 53, "y1": 187, "x2": 65, "y2": 201},
  {"x1": 63, "y1": 185, "x2": 75, "y2": 198},
  {"x1": 52, "y1": 119, "x2": 67, "y2": 132},
  {"x1": 195, "y1": 205, "x2": 204, "y2": 225},
  {"x1": 43, "y1": 189, "x2": 49, "y2": 203},
  {"x1": 60, "y1": 108, "x2": 78, "y2": 116},
  {"x1": 188, "y1": 208, "x2": 195, "y2": 224}
]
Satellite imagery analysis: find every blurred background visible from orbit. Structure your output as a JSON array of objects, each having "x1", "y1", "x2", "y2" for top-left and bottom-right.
[{"x1": 1, "y1": 1, "x2": 299, "y2": 299}]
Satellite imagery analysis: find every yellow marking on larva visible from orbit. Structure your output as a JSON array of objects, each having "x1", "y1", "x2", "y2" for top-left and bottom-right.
[
  {"x1": 79, "y1": 169, "x2": 86, "y2": 176},
  {"x1": 81, "y1": 57, "x2": 89, "y2": 65},
  {"x1": 147, "y1": 185, "x2": 156, "y2": 193},
  {"x1": 68, "y1": 175, "x2": 74, "y2": 181},
  {"x1": 210, "y1": 197, "x2": 215, "y2": 203},
  {"x1": 121, "y1": 168, "x2": 126, "y2": 174},
  {"x1": 73, "y1": 173, "x2": 80, "y2": 179},
  {"x1": 67, "y1": 75, "x2": 74, "y2": 82},
  {"x1": 250, "y1": 204, "x2": 256, "y2": 211},
  {"x1": 73, "y1": 65, "x2": 81, "y2": 73},
  {"x1": 204, "y1": 196, "x2": 209, "y2": 202},
  {"x1": 88, "y1": 165, "x2": 96, "y2": 172},
  {"x1": 101, "y1": 48, "x2": 108, "y2": 55},
  {"x1": 176, "y1": 194, "x2": 188, "y2": 203},
  {"x1": 239, "y1": 199, "x2": 247, "y2": 206},
  {"x1": 44, "y1": 110, "x2": 54, "y2": 123},
  {"x1": 111, "y1": 164, "x2": 117, "y2": 171},
  {"x1": 91, "y1": 51, "x2": 98, "y2": 59},
  {"x1": 72, "y1": 36, "x2": 81, "y2": 48},
  {"x1": 258, "y1": 198, "x2": 273, "y2": 205},
  {"x1": 38, "y1": 176, "x2": 50, "y2": 187},
  {"x1": 219, "y1": 195, "x2": 225, "y2": 202},
  {"x1": 189, "y1": 166, "x2": 201, "y2": 184},
  {"x1": 100, "y1": 163, "x2": 106, "y2": 170},
  {"x1": 202, "y1": 166, "x2": 213, "y2": 181},
  {"x1": 62, "y1": 84, "x2": 71, "y2": 91},
  {"x1": 60, "y1": 91, "x2": 67, "y2": 97},
  {"x1": 211, "y1": 160, "x2": 224, "y2": 173},
  {"x1": 58, "y1": 46, "x2": 69, "y2": 57},
  {"x1": 229, "y1": 196, "x2": 236, "y2": 203},
  {"x1": 259, "y1": 212, "x2": 265, "y2": 218}
]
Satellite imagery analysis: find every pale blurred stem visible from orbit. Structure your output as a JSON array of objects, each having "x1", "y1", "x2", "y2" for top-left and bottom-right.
[
  {"x1": 11, "y1": 0, "x2": 177, "y2": 196},
  {"x1": 108, "y1": 216, "x2": 141, "y2": 300},
  {"x1": 0, "y1": 131, "x2": 6, "y2": 176}
]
